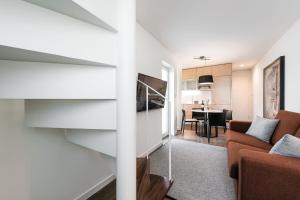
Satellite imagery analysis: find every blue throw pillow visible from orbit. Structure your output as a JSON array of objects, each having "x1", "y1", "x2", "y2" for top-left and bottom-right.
[
  {"x1": 270, "y1": 134, "x2": 300, "y2": 159},
  {"x1": 246, "y1": 116, "x2": 279, "y2": 143}
]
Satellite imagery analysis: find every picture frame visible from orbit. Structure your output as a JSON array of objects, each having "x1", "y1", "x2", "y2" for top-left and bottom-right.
[{"x1": 263, "y1": 56, "x2": 285, "y2": 118}]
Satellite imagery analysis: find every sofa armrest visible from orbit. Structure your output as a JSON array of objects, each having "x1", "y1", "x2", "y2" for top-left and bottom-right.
[
  {"x1": 229, "y1": 121, "x2": 251, "y2": 133},
  {"x1": 239, "y1": 149, "x2": 300, "y2": 200}
]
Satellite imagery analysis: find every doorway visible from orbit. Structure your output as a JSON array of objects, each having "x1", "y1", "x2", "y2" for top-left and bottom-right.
[
  {"x1": 161, "y1": 61, "x2": 175, "y2": 138},
  {"x1": 162, "y1": 66, "x2": 169, "y2": 138}
]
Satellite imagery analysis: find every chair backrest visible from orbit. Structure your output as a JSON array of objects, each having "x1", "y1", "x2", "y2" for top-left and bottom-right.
[
  {"x1": 208, "y1": 112, "x2": 226, "y2": 127},
  {"x1": 223, "y1": 109, "x2": 232, "y2": 121},
  {"x1": 192, "y1": 109, "x2": 205, "y2": 119},
  {"x1": 182, "y1": 109, "x2": 186, "y2": 121}
]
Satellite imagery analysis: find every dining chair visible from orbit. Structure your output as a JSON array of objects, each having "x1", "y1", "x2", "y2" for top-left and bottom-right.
[
  {"x1": 223, "y1": 109, "x2": 233, "y2": 131},
  {"x1": 181, "y1": 109, "x2": 199, "y2": 135},
  {"x1": 207, "y1": 112, "x2": 226, "y2": 143},
  {"x1": 192, "y1": 108, "x2": 205, "y2": 136}
]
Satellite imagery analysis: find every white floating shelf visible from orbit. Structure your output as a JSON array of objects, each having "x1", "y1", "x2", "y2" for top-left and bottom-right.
[
  {"x1": 0, "y1": 45, "x2": 115, "y2": 67},
  {"x1": 25, "y1": 100, "x2": 117, "y2": 130},
  {"x1": 0, "y1": 60, "x2": 116, "y2": 99},
  {"x1": 24, "y1": 0, "x2": 118, "y2": 32},
  {"x1": 65, "y1": 129, "x2": 116, "y2": 157}
]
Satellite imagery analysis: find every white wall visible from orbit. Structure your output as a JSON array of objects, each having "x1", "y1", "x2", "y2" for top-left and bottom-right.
[
  {"x1": 232, "y1": 70, "x2": 253, "y2": 121},
  {"x1": 0, "y1": 101, "x2": 29, "y2": 200},
  {"x1": 252, "y1": 19, "x2": 300, "y2": 116},
  {"x1": 136, "y1": 24, "x2": 175, "y2": 156}
]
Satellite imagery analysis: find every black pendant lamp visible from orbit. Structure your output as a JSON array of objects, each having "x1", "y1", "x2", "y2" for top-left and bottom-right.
[{"x1": 198, "y1": 75, "x2": 214, "y2": 85}]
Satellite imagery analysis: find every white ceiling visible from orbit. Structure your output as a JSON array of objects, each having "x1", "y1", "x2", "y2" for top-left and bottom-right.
[{"x1": 137, "y1": 0, "x2": 300, "y2": 70}]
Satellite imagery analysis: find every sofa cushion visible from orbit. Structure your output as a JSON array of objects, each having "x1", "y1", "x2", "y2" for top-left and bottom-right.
[
  {"x1": 272, "y1": 111, "x2": 300, "y2": 145},
  {"x1": 270, "y1": 134, "x2": 300, "y2": 159},
  {"x1": 246, "y1": 116, "x2": 279, "y2": 143},
  {"x1": 227, "y1": 141, "x2": 270, "y2": 179},
  {"x1": 226, "y1": 130, "x2": 272, "y2": 150}
]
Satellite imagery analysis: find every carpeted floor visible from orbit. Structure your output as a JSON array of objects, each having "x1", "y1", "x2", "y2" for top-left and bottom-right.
[{"x1": 150, "y1": 139, "x2": 236, "y2": 200}]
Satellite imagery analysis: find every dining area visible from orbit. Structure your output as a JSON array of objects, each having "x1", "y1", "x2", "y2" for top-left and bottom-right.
[
  {"x1": 180, "y1": 63, "x2": 234, "y2": 146},
  {"x1": 180, "y1": 108, "x2": 232, "y2": 144}
]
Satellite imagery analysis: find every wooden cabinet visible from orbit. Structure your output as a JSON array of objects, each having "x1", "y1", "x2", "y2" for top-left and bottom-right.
[
  {"x1": 211, "y1": 76, "x2": 232, "y2": 105},
  {"x1": 182, "y1": 63, "x2": 232, "y2": 111},
  {"x1": 182, "y1": 68, "x2": 197, "y2": 80},
  {"x1": 197, "y1": 67, "x2": 212, "y2": 76},
  {"x1": 182, "y1": 64, "x2": 232, "y2": 80},
  {"x1": 182, "y1": 79, "x2": 197, "y2": 90},
  {"x1": 212, "y1": 64, "x2": 232, "y2": 76}
]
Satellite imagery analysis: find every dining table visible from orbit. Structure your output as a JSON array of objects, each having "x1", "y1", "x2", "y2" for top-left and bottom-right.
[{"x1": 192, "y1": 109, "x2": 223, "y2": 137}]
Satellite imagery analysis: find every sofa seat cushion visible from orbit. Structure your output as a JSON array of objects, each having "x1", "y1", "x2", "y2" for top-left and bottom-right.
[
  {"x1": 271, "y1": 110, "x2": 300, "y2": 145},
  {"x1": 226, "y1": 130, "x2": 272, "y2": 150},
  {"x1": 227, "y1": 141, "x2": 270, "y2": 179}
]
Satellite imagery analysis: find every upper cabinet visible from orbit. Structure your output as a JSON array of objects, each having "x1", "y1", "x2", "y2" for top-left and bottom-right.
[
  {"x1": 182, "y1": 64, "x2": 232, "y2": 80},
  {"x1": 197, "y1": 67, "x2": 212, "y2": 76},
  {"x1": 211, "y1": 76, "x2": 232, "y2": 105},
  {"x1": 182, "y1": 68, "x2": 197, "y2": 80},
  {"x1": 212, "y1": 64, "x2": 232, "y2": 76}
]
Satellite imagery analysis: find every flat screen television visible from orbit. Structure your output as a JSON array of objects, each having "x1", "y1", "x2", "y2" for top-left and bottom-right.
[{"x1": 136, "y1": 73, "x2": 167, "y2": 112}]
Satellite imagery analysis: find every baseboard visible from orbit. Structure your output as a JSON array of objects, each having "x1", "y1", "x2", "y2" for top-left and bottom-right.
[
  {"x1": 139, "y1": 141, "x2": 163, "y2": 157},
  {"x1": 74, "y1": 174, "x2": 115, "y2": 200}
]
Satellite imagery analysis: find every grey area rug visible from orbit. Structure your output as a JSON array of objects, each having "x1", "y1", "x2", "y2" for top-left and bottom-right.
[{"x1": 150, "y1": 139, "x2": 236, "y2": 200}]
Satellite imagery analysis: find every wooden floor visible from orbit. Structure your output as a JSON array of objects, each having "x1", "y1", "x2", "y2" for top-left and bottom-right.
[
  {"x1": 88, "y1": 125, "x2": 226, "y2": 200},
  {"x1": 88, "y1": 180, "x2": 116, "y2": 200},
  {"x1": 88, "y1": 157, "x2": 173, "y2": 200},
  {"x1": 176, "y1": 125, "x2": 227, "y2": 147}
]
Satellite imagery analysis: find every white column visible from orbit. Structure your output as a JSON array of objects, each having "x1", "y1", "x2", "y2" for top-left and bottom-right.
[{"x1": 117, "y1": 0, "x2": 136, "y2": 200}]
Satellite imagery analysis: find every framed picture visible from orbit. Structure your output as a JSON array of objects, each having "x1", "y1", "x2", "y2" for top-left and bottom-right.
[{"x1": 263, "y1": 56, "x2": 285, "y2": 118}]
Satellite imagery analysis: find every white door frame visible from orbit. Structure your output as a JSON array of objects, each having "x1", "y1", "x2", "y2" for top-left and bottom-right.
[{"x1": 161, "y1": 60, "x2": 175, "y2": 137}]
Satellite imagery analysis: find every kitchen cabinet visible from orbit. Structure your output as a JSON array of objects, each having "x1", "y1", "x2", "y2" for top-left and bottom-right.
[
  {"x1": 212, "y1": 64, "x2": 232, "y2": 76},
  {"x1": 197, "y1": 67, "x2": 212, "y2": 76},
  {"x1": 182, "y1": 68, "x2": 197, "y2": 80},
  {"x1": 182, "y1": 79, "x2": 197, "y2": 90}
]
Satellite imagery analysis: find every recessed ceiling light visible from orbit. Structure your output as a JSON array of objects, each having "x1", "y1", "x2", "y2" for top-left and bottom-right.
[{"x1": 240, "y1": 64, "x2": 245, "y2": 67}]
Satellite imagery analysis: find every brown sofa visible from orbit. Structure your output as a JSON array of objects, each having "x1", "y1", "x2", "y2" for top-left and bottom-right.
[{"x1": 226, "y1": 110, "x2": 300, "y2": 200}]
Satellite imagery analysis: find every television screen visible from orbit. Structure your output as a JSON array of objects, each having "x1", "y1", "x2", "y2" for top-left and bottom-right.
[{"x1": 136, "y1": 73, "x2": 167, "y2": 112}]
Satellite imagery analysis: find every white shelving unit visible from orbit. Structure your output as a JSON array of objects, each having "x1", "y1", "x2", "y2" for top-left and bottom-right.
[
  {"x1": 65, "y1": 129, "x2": 117, "y2": 157},
  {"x1": 0, "y1": 60, "x2": 116, "y2": 99},
  {"x1": 0, "y1": 0, "x2": 118, "y2": 157},
  {"x1": 1, "y1": 0, "x2": 137, "y2": 198},
  {"x1": 25, "y1": 100, "x2": 117, "y2": 130},
  {"x1": 24, "y1": 0, "x2": 118, "y2": 32},
  {"x1": 0, "y1": 45, "x2": 116, "y2": 67}
]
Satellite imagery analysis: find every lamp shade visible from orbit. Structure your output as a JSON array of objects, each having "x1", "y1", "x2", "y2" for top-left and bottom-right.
[{"x1": 198, "y1": 75, "x2": 214, "y2": 85}]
